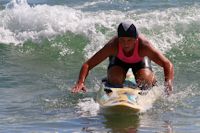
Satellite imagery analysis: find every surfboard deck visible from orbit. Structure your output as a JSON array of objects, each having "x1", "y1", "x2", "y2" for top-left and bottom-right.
[{"x1": 96, "y1": 74, "x2": 145, "y2": 113}]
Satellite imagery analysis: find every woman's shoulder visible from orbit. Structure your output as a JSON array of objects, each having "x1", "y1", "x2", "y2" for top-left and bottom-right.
[{"x1": 103, "y1": 36, "x2": 118, "y2": 55}]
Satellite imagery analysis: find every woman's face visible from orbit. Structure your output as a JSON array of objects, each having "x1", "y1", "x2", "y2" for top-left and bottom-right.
[{"x1": 118, "y1": 37, "x2": 137, "y2": 52}]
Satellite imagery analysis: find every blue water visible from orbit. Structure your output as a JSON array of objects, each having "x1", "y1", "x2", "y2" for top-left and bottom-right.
[{"x1": 1, "y1": 0, "x2": 200, "y2": 132}]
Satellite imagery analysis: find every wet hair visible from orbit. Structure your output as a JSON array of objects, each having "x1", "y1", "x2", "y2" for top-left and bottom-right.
[{"x1": 117, "y1": 22, "x2": 138, "y2": 38}]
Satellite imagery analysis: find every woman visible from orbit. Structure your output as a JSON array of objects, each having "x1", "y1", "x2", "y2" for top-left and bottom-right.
[{"x1": 71, "y1": 22, "x2": 174, "y2": 95}]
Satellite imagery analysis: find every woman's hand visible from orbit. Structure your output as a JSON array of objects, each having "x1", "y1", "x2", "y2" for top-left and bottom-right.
[
  {"x1": 71, "y1": 82, "x2": 86, "y2": 93},
  {"x1": 164, "y1": 80, "x2": 173, "y2": 95}
]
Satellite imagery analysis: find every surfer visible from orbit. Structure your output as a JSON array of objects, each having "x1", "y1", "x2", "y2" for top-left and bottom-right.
[{"x1": 71, "y1": 22, "x2": 174, "y2": 95}]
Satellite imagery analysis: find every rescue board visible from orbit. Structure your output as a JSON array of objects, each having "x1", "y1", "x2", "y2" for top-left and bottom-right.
[{"x1": 96, "y1": 74, "x2": 148, "y2": 113}]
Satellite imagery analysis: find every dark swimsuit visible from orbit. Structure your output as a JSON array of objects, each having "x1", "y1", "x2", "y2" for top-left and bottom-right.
[
  {"x1": 108, "y1": 39, "x2": 152, "y2": 75},
  {"x1": 108, "y1": 56, "x2": 152, "y2": 74}
]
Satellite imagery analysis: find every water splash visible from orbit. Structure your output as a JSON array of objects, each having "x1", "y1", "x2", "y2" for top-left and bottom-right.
[
  {"x1": 6, "y1": 0, "x2": 29, "y2": 9},
  {"x1": 147, "y1": 83, "x2": 200, "y2": 115},
  {"x1": 76, "y1": 98, "x2": 100, "y2": 117},
  {"x1": 166, "y1": 84, "x2": 198, "y2": 104},
  {"x1": 137, "y1": 86, "x2": 163, "y2": 113},
  {"x1": 1, "y1": 1, "x2": 200, "y2": 58}
]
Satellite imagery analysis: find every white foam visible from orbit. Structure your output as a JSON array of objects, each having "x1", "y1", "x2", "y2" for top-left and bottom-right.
[
  {"x1": 74, "y1": 0, "x2": 110, "y2": 10},
  {"x1": 6, "y1": 0, "x2": 28, "y2": 9},
  {"x1": 138, "y1": 86, "x2": 163, "y2": 112},
  {"x1": 76, "y1": 98, "x2": 100, "y2": 117},
  {"x1": 1, "y1": 0, "x2": 200, "y2": 56},
  {"x1": 84, "y1": 5, "x2": 200, "y2": 57}
]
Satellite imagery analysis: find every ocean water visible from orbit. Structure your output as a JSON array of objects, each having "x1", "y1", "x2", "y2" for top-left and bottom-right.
[{"x1": 1, "y1": 0, "x2": 200, "y2": 132}]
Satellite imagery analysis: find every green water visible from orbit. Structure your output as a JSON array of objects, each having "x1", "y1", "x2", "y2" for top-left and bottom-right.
[{"x1": 1, "y1": 0, "x2": 200, "y2": 132}]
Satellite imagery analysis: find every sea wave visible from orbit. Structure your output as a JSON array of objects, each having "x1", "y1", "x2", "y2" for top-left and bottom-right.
[{"x1": 0, "y1": 0, "x2": 200, "y2": 58}]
